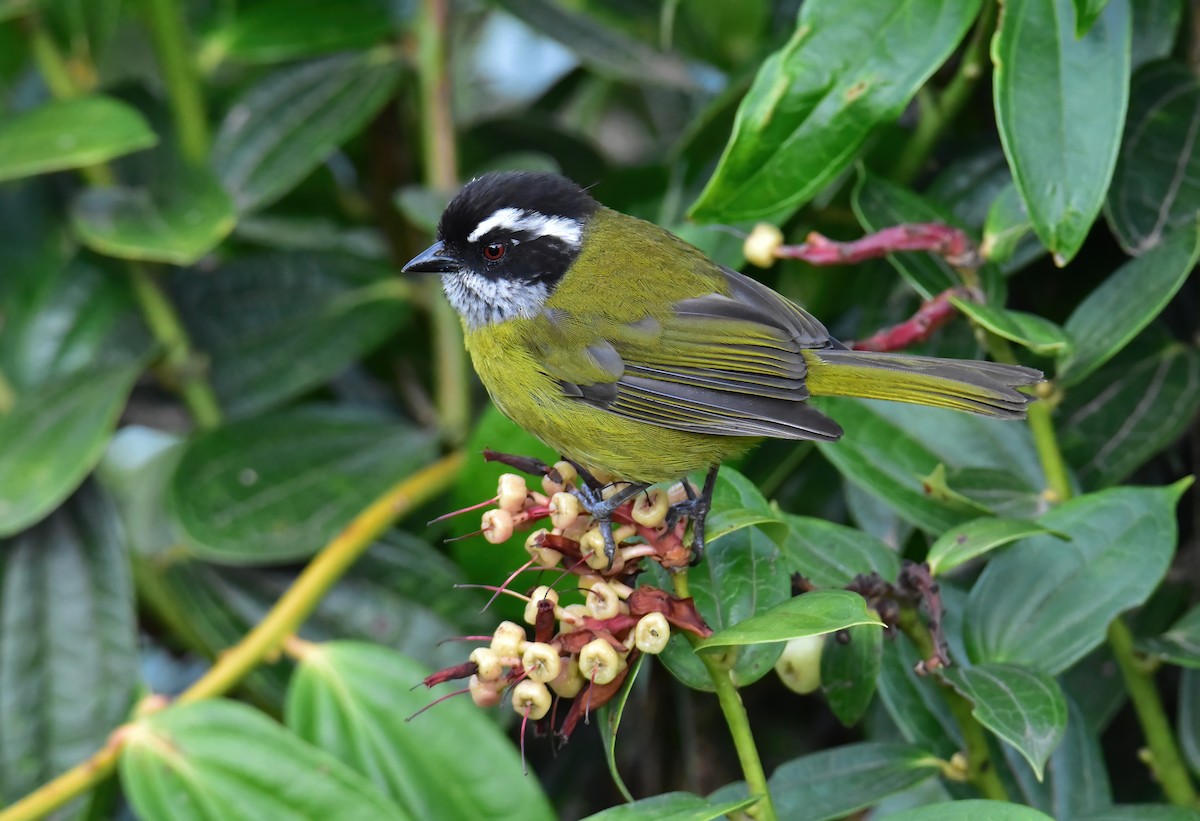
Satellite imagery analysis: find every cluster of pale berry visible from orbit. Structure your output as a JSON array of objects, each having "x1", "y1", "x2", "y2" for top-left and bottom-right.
[{"x1": 426, "y1": 463, "x2": 710, "y2": 732}]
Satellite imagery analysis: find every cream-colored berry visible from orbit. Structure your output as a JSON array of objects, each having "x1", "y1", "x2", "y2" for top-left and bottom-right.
[
  {"x1": 580, "y1": 527, "x2": 610, "y2": 570},
  {"x1": 743, "y1": 222, "x2": 784, "y2": 268},
  {"x1": 775, "y1": 635, "x2": 825, "y2": 695},
  {"x1": 469, "y1": 647, "x2": 504, "y2": 681},
  {"x1": 541, "y1": 461, "x2": 577, "y2": 495},
  {"x1": 634, "y1": 612, "x2": 671, "y2": 654},
  {"x1": 557, "y1": 603, "x2": 589, "y2": 632},
  {"x1": 549, "y1": 659, "x2": 585, "y2": 698},
  {"x1": 631, "y1": 488, "x2": 670, "y2": 527},
  {"x1": 496, "y1": 474, "x2": 528, "y2": 513},
  {"x1": 578, "y1": 638, "x2": 624, "y2": 685},
  {"x1": 469, "y1": 674, "x2": 502, "y2": 708},
  {"x1": 491, "y1": 621, "x2": 527, "y2": 660},
  {"x1": 481, "y1": 509, "x2": 514, "y2": 544},
  {"x1": 524, "y1": 585, "x2": 560, "y2": 625},
  {"x1": 586, "y1": 581, "x2": 622, "y2": 620},
  {"x1": 511, "y1": 679, "x2": 552, "y2": 720},
  {"x1": 549, "y1": 492, "x2": 581, "y2": 529},
  {"x1": 521, "y1": 642, "x2": 562, "y2": 684},
  {"x1": 524, "y1": 528, "x2": 549, "y2": 556}
]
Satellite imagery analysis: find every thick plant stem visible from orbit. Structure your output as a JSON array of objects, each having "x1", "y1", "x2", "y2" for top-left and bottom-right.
[
  {"x1": 415, "y1": 0, "x2": 470, "y2": 445},
  {"x1": 0, "y1": 453, "x2": 463, "y2": 821},
  {"x1": 673, "y1": 573, "x2": 778, "y2": 821},
  {"x1": 1108, "y1": 617, "x2": 1199, "y2": 806},
  {"x1": 142, "y1": 0, "x2": 210, "y2": 164},
  {"x1": 1025, "y1": 401, "x2": 1072, "y2": 502}
]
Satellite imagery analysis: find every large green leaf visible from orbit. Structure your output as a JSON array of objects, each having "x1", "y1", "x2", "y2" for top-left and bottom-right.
[
  {"x1": 169, "y1": 252, "x2": 406, "y2": 417},
  {"x1": 1073, "y1": 0, "x2": 1111, "y2": 35},
  {"x1": 581, "y1": 793, "x2": 757, "y2": 821},
  {"x1": 1084, "y1": 809, "x2": 1200, "y2": 821},
  {"x1": 926, "y1": 517, "x2": 1053, "y2": 576},
  {"x1": 213, "y1": 51, "x2": 402, "y2": 212},
  {"x1": 769, "y1": 743, "x2": 942, "y2": 821},
  {"x1": 993, "y1": 0, "x2": 1131, "y2": 265},
  {"x1": 1057, "y1": 220, "x2": 1200, "y2": 385},
  {"x1": 944, "y1": 663, "x2": 1068, "y2": 780},
  {"x1": 70, "y1": 164, "x2": 235, "y2": 265},
  {"x1": 820, "y1": 623, "x2": 882, "y2": 726},
  {"x1": 1140, "y1": 604, "x2": 1200, "y2": 668},
  {"x1": 1130, "y1": 0, "x2": 1183, "y2": 69},
  {"x1": 0, "y1": 363, "x2": 141, "y2": 536},
  {"x1": 964, "y1": 482, "x2": 1188, "y2": 674},
  {"x1": 200, "y1": 0, "x2": 398, "y2": 67},
  {"x1": 885, "y1": 801, "x2": 1055, "y2": 821},
  {"x1": 1059, "y1": 336, "x2": 1200, "y2": 488},
  {"x1": 120, "y1": 699, "x2": 408, "y2": 820},
  {"x1": 1106, "y1": 62, "x2": 1200, "y2": 254},
  {"x1": 0, "y1": 96, "x2": 156, "y2": 182},
  {"x1": 0, "y1": 485, "x2": 136, "y2": 806},
  {"x1": 696, "y1": 590, "x2": 883, "y2": 651},
  {"x1": 705, "y1": 467, "x2": 785, "y2": 544},
  {"x1": 690, "y1": 0, "x2": 981, "y2": 221},
  {"x1": 286, "y1": 642, "x2": 553, "y2": 820},
  {"x1": 167, "y1": 408, "x2": 437, "y2": 563},
  {"x1": 876, "y1": 636, "x2": 962, "y2": 759},
  {"x1": 779, "y1": 514, "x2": 900, "y2": 587}
]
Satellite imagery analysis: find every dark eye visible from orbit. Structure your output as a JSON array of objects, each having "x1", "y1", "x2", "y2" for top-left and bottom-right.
[{"x1": 483, "y1": 242, "x2": 506, "y2": 261}]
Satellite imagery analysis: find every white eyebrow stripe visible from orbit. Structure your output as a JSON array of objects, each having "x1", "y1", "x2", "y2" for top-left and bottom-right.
[{"x1": 467, "y1": 207, "x2": 583, "y2": 247}]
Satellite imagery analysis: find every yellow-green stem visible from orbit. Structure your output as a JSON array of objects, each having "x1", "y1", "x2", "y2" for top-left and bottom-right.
[
  {"x1": 0, "y1": 368, "x2": 15, "y2": 413},
  {"x1": 672, "y1": 573, "x2": 778, "y2": 821},
  {"x1": 1025, "y1": 401, "x2": 1072, "y2": 502},
  {"x1": 0, "y1": 453, "x2": 463, "y2": 821},
  {"x1": 415, "y1": 0, "x2": 470, "y2": 445},
  {"x1": 1108, "y1": 617, "x2": 1199, "y2": 806},
  {"x1": 142, "y1": 0, "x2": 210, "y2": 164}
]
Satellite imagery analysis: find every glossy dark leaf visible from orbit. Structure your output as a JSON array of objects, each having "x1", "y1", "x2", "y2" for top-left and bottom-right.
[
  {"x1": 1106, "y1": 62, "x2": 1200, "y2": 254},
  {"x1": 1130, "y1": 0, "x2": 1183, "y2": 69},
  {"x1": 877, "y1": 636, "x2": 962, "y2": 759},
  {"x1": 286, "y1": 642, "x2": 553, "y2": 820},
  {"x1": 0, "y1": 96, "x2": 156, "y2": 182},
  {"x1": 926, "y1": 517, "x2": 1053, "y2": 576},
  {"x1": 170, "y1": 252, "x2": 407, "y2": 417},
  {"x1": 1084, "y1": 808, "x2": 1200, "y2": 821},
  {"x1": 1140, "y1": 604, "x2": 1200, "y2": 668},
  {"x1": 706, "y1": 467, "x2": 785, "y2": 544},
  {"x1": 691, "y1": 0, "x2": 981, "y2": 221},
  {"x1": 696, "y1": 590, "x2": 883, "y2": 651},
  {"x1": 581, "y1": 792, "x2": 757, "y2": 821},
  {"x1": 200, "y1": 0, "x2": 398, "y2": 67},
  {"x1": 213, "y1": 52, "x2": 402, "y2": 212},
  {"x1": 884, "y1": 801, "x2": 1054, "y2": 821},
  {"x1": 0, "y1": 485, "x2": 137, "y2": 804},
  {"x1": 1073, "y1": 0, "x2": 1111, "y2": 35},
  {"x1": 769, "y1": 742, "x2": 943, "y2": 821},
  {"x1": 120, "y1": 699, "x2": 408, "y2": 820},
  {"x1": 1058, "y1": 219, "x2": 1200, "y2": 385},
  {"x1": 820, "y1": 623, "x2": 882, "y2": 726},
  {"x1": 168, "y1": 408, "x2": 437, "y2": 563},
  {"x1": 0, "y1": 363, "x2": 140, "y2": 536},
  {"x1": 944, "y1": 663, "x2": 1068, "y2": 780},
  {"x1": 1179, "y1": 668, "x2": 1200, "y2": 777},
  {"x1": 779, "y1": 514, "x2": 899, "y2": 587},
  {"x1": 981, "y1": 183, "x2": 1037, "y2": 266},
  {"x1": 964, "y1": 481, "x2": 1189, "y2": 674},
  {"x1": 598, "y1": 653, "x2": 646, "y2": 804},
  {"x1": 994, "y1": 0, "x2": 1131, "y2": 265}
]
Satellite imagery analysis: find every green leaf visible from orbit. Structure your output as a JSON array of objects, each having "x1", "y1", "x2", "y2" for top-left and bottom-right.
[
  {"x1": 0, "y1": 485, "x2": 136, "y2": 804},
  {"x1": 820, "y1": 623, "x2": 882, "y2": 726},
  {"x1": 648, "y1": 525, "x2": 790, "y2": 690},
  {"x1": 980, "y1": 183, "x2": 1037, "y2": 265},
  {"x1": 1084, "y1": 808, "x2": 1200, "y2": 821},
  {"x1": 1106, "y1": 62, "x2": 1200, "y2": 254},
  {"x1": 884, "y1": 800, "x2": 1055, "y2": 821},
  {"x1": 169, "y1": 252, "x2": 407, "y2": 417},
  {"x1": 1059, "y1": 337, "x2": 1200, "y2": 488},
  {"x1": 964, "y1": 481, "x2": 1189, "y2": 674},
  {"x1": 598, "y1": 653, "x2": 645, "y2": 804},
  {"x1": 1073, "y1": 0, "x2": 1111, "y2": 35},
  {"x1": 1058, "y1": 219, "x2": 1200, "y2": 385},
  {"x1": 769, "y1": 742, "x2": 943, "y2": 821},
  {"x1": 286, "y1": 642, "x2": 553, "y2": 820},
  {"x1": 167, "y1": 408, "x2": 437, "y2": 563},
  {"x1": 814, "y1": 398, "x2": 1044, "y2": 535},
  {"x1": 927, "y1": 517, "x2": 1054, "y2": 575},
  {"x1": 779, "y1": 514, "x2": 900, "y2": 587},
  {"x1": 877, "y1": 636, "x2": 962, "y2": 759},
  {"x1": 944, "y1": 663, "x2": 1068, "y2": 780},
  {"x1": 200, "y1": 0, "x2": 398, "y2": 68},
  {"x1": 120, "y1": 699, "x2": 408, "y2": 820},
  {"x1": 949, "y1": 298, "x2": 1071, "y2": 358},
  {"x1": 0, "y1": 0, "x2": 38, "y2": 23},
  {"x1": 690, "y1": 0, "x2": 982, "y2": 221},
  {"x1": 488, "y1": 0, "x2": 700, "y2": 91},
  {"x1": 696, "y1": 590, "x2": 883, "y2": 651},
  {"x1": 0, "y1": 96, "x2": 156, "y2": 182},
  {"x1": 581, "y1": 793, "x2": 758, "y2": 821},
  {"x1": 70, "y1": 164, "x2": 235, "y2": 265},
  {"x1": 1141, "y1": 604, "x2": 1200, "y2": 667},
  {"x1": 1131, "y1": 0, "x2": 1183, "y2": 69},
  {"x1": 705, "y1": 467, "x2": 785, "y2": 544},
  {"x1": 213, "y1": 51, "x2": 401, "y2": 213},
  {"x1": 993, "y1": 0, "x2": 1131, "y2": 265},
  {"x1": 0, "y1": 363, "x2": 141, "y2": 536}
]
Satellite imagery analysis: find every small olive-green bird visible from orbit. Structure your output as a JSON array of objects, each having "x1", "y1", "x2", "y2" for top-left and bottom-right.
[{"x1": 404, "y1": 171, "x2": 1041, "y2": 555}]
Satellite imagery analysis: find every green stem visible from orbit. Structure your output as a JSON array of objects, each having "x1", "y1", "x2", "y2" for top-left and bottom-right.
[
  {"x1": 673, "y1": 573, "x2": 778, "y2": 821},
  {"x1": 891, "y1": 0, "x2": 997, "y2": 184},
  {"x1": 128, "y1": 264, "x2": 222, "y2": 429},
  {"x1": 1025, "y1": 401, "x2": 1071, "y2": 502},
  {"x1": 1108, "y1": 617, "x2": 1199, "y2": 806},
  {"x1": 142, "y1": 0, "x2": 210, "y2": 164},
  {"x1": 0, "y1": 368, "x2": 15, "y2": 413},
  {"x1": 898, "y1": 609, "x2": 1009, "y2": 800},
  {"x1": 415, "y1": 0, "x2": 469, "y2": 445}
]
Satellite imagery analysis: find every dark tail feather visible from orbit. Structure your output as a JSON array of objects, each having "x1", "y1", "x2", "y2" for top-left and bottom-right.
[{"x1": 801, "y1": 350, "x2": 1043, "y2": 419}]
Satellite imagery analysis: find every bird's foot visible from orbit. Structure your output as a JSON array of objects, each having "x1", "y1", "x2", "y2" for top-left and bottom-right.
[
  {"x1": 666, "y1": 467, "x2": 720, "y2": 566},
  {"x1": 571, "y1": 482, "x2": 647, "y2": 563}
]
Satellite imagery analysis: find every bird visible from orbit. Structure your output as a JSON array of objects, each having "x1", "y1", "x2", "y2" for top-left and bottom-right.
[{"x1": 403, "y1": 171, "x2": 1042, "y2": 560}]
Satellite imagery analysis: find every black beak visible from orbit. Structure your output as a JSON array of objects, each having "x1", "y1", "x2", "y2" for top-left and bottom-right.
[{"x1": 402, "y1": 241, "x2": 460, "y2": 275}]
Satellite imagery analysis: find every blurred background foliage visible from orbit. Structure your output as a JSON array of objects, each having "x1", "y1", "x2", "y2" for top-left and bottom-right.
[{"x1": 0, "y1": 0, "x2": 1198, "y2": 819}]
